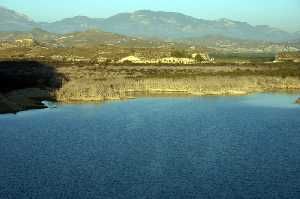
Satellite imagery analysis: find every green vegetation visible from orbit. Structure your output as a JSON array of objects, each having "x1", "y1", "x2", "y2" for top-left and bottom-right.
[
  {"x1": 210, "y1": 52, "x2": 276, "y2": 63},
  {"x1": 170, "y1": 50, "x2": 191, "y2": 58},
  {"x1": 194, "y1": 54, "x2": 205, "y2": 62}
]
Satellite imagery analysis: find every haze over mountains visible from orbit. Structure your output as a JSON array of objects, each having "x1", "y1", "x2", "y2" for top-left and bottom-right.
[
  {"x1": 1, "y1": 6, "x2": 300, "y2": 42},
  {"x1": 0, "y1": 6, "x2": 35, "y2": 31}
]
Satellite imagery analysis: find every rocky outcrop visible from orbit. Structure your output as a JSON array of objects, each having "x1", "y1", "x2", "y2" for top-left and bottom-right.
[
  {"x1": 296, "y1": 98, "x2": 300, "y2": 104},
  {"x1": 0, "y1": 88, "x2": 54, "y2": 114},
  {"x1": 0, "y1": 60, "x2": 65, "y2": 114},
  {"x1": 0, "y1": 93, "x2": 18, "y2": 113}
]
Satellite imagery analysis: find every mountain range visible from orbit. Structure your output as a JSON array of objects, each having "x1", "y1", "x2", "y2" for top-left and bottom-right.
[{"x1": 1, "y1": 6, "x2": 300, "y2": 42}]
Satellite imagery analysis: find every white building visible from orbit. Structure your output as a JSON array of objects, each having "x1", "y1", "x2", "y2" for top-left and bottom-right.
[
  {"x1": 192, "y1": 53, "x2": 215, "y2": 62},
  {"x1": 117, "y1": 56, "x2": 143, "y2": 63},
  {"x1": 117, "y1": 53, "x2": 214, "y2": 65},
  {"x1": 15, "y1": 39, "x2": 34, "y2": 47},
  {"x1": 159, "y1": 57, "x2": 196, "y2": 64}
]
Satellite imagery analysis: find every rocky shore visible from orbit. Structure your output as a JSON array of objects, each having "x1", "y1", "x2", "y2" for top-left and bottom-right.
[
  {"x1": 0, "y1": 60, "x2": 63, "y2": 114},
  {"x1": 0, "y1": 88, "x2": 54, "y2": 114}
]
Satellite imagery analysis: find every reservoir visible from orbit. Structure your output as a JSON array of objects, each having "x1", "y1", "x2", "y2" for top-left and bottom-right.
[{"x1": 0, "y1": 93, "x2": 300, "y2": 198}]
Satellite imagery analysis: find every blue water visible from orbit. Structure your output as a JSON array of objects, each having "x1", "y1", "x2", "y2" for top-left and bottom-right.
[{"x1": 0, "y1": 93, "x2": 300, "y2": 199}]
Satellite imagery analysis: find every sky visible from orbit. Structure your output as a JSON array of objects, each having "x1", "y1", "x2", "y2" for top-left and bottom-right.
[{"x1": 0, "y1": 0, "x2": 299, "y2": 32}]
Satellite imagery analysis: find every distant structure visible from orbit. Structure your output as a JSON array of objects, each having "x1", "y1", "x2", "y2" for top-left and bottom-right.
[
  {"x1": 65, "y1": 56, "x2": 90, "y2": 62},
  {"x1": 0, "y1": 41, "x2": 16, "y2": 49},
  {"x1": 96, "y1": 57, "x2": 109, "y2": 63},
  {"x1": 118, "y1": 56, "x2": 145, "y2": 64},
  {"x1": 192, "y1": 53, "x2": 215, "y2": 63},
  {"x1": 275, "y1": 51, "x2": 300, "y2": 63},
  {"x1": 117, "y1": 52, "x2": 214, "y2": 64},
  {"x1": 15, "y1": 39, "x2": 34, "y2": 48},
  {"x1": 160, "y1": 57, "x2": 196, "y2": 64},
  {"x1": 50, "y1": 55, "x2": 64, "y2": 62}
]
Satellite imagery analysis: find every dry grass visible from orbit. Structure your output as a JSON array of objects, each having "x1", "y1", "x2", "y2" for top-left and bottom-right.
[
  {"x1": 56, "y1": 76, "x2": 300, "y2": 102},
  {"x1": 52, "y1": 63, "x2": 300, "y2": 102}
]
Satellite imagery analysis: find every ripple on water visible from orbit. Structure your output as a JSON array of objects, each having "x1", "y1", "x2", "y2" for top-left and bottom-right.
[{"x1": 0, "y1": 93, "x2": 300, "y2": 199}]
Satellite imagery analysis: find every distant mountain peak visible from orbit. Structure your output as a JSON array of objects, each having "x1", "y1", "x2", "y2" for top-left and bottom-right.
[
  {"x1": 0, "y1": 7, "x2": 299, "y2": 42},
  {"x1": 0, "y1": 6, "x2": 35, "y2": 31},
  {"x1": 0, "y1": 6, "x2": 33, "y2": 22}
]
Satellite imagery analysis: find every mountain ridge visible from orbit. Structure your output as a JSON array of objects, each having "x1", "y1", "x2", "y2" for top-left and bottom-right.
[
  {"x1": 0, "y1": 7, "x2": 299, "y2": 42},
  {"x1": 0, "y1": 6, "x2": 35, "y2": 31}
]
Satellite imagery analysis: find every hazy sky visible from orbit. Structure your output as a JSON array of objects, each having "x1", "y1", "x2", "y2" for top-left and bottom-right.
[{"x1": 0, "y1": 0, "x2": 299, "y2": 32}]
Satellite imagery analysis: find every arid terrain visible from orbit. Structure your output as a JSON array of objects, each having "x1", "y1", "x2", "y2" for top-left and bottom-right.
[
  {"x1": 1, "y1": 53, "x2": 300, "y2": 113},
  {"x1": 1, "y1": 5, "x2": 300, "y2": 113}
]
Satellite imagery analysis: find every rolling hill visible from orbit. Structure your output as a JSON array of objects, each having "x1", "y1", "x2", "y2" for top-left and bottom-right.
[
  {"x1": 39, "y1": 16, "x2": 104, "y2": 34},
  {"x1": 53, "y1": 29, "x2": 166, "y2": 47},
  {"x1": 0, "y1": 28, "x2": 58, "y2": 41}
]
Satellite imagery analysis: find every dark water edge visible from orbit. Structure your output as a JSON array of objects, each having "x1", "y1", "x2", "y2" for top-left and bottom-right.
[{"x1": 0, "y1": 93, "x2": 300, "y2": 199}]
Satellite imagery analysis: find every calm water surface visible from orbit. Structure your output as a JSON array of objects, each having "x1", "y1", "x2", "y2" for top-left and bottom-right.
[{"x1": 0, "y1": 93, "x2": 300, "y2": 199}]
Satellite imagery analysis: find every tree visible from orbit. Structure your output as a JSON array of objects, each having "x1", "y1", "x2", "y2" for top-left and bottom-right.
[
  {"x1": 194, "y1": 54, "x2": 204, "y2": 63},
  {"x1": 171, "y1": 50, "x2": 186, "y2": 58}
]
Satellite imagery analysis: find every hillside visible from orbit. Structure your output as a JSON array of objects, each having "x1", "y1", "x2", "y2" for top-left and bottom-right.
[
  {"x1": 39, "y1": 16, "x2": 104, "y2": 34},
  {"x1": 55, "y1": 29, "x2": 169, "y2": 48},
  {"x1": 0, "y1": 6, "x2": 36, "y2": 31},
  {"x1": 98, "y1": 10, "x2": 298, "y2": 42},
  {"x1": 177, "y1": 35, "x2": 300, "y2": 53},
  {"x1": 0, "y1": 28, "x2": 58, "y2": 41},
  {"x1": 0, "y1": 28, "x2": 170, "y2": 48}
]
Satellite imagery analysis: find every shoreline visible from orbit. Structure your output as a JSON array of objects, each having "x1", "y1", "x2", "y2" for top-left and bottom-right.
[
  {"x1": 1, "y1": 60, "x2": 300, "y2": 114},
  {"x1": 1, "y1": 88, "x2": 300, "y2": 114},
  {"x1": 0, "y1": 88, "x2": 54, "y2": 114}
]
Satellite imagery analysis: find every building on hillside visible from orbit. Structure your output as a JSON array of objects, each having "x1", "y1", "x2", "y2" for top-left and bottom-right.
[
  {"x1": 275, "y1": 52, "x2": 300, "y2": 63},
  {"x1": 97, "y1": 57, "x2": 109, "y2": 63},
  {"x1": 134, "y1": 48, "x2": 172, "y2": 59},
  {"x1": 15, "y1": 39, "x2": 34, "y2": 48},
  {"x1": 50, "y1": 55, "x2": 64, "y2": 62},
  {"x1": 117, "y1": 56, "x2": 143, "y2": 64},
  {"x1": 117, "y1": 51, "x2": 215, "y2": 65},
  {"x1": 66, "y1": 56, "x2": 91, "y2": 62},
  {"x1": 0, "y1": 41, "x2": 16, "y2": 49},
  {"x1": 117, "y1": 56, "x2": 159, "y2": 64},
  {"x1": 159, "y1": 57, "x2": 196, "y2": 64},
  {"x1": 192, "y1": 53, "x2": 214, "y2": 62}
]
